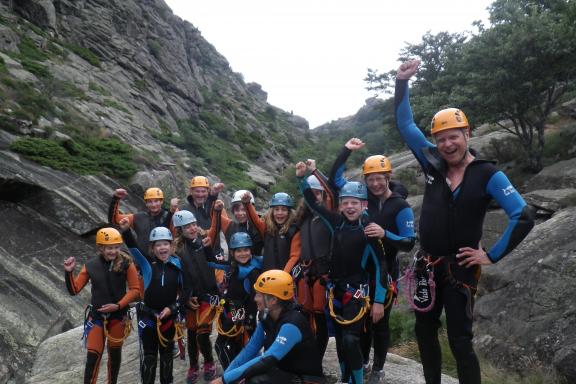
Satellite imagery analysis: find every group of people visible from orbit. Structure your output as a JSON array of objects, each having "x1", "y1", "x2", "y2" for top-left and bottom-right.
[{"x1": 63, "y1": 60, "x2": 534, "y2": 384}]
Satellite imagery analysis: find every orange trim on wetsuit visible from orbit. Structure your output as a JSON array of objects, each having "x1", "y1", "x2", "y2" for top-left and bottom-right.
[
  {"x1": 185, "y1": 303, "x2": 217, "y2": 334},
  {"x1": 245, "y1": 202, "x2": 266, "y2": 239},
  {"x1": 283, "y1": 232, "x2": 302, "y2": 274},
  {"x1": 66, "y1": 266, "x2": 89, "y2": 295},
  {"x1": 110, "y1": 197, "x2": 135, "y2": 227},
  {"x1": 117, "y1": 263, "x2": 141, "y2": 308},
  {"x1": 207, "y1": 208, "x2": 232, "y2": 245}
]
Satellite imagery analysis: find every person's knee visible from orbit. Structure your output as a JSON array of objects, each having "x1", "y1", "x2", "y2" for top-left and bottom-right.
[
  {"x1": 415, "y1": 319, "x2": 439, "y2": 339},
  {"x1": 342, "y1": 333, "x2": 359, "y2": 352},
  {"x1": 448, "y1": 334, "x2": 474, "y2": 358}
]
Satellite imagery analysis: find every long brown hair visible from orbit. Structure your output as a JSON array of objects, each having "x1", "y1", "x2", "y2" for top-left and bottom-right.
[
  {"x1": 173, "y1": 227, "x2": 206, "y2": 254},
  {"x1": 264, "y1": 207, "x2": 296, "y2": 236}
]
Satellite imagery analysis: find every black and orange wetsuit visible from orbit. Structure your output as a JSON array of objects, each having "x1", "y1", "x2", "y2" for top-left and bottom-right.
[{"x1": 65, "y1": 253, "x2": 140, "y2": 384}]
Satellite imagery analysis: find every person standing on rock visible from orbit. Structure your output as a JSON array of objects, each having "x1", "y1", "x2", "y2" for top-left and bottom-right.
[
  {"x1": 172, "y1": 210, "x2": 219, "y2": 383},
  {"x1": 108, "y1": 187, "x2": 178, "y2": 258},
  {"x1": 63, "y1": 227, "x2": 140, "y2": 384},
  {"x1": 331, "y1": 138, "x2": 416, "y2": 383},
  {"x1": 211, "y1": 232, "x2": 262, "y2": 370},
  {"x1": 395, "y1": 59, "x2": 535, "y2": 384},
  {"x1": 119, "y1": 224, "x2": 185, "y2": 384},
  {"x1": 293, "y1": 167, "x2": 334, "y2": 361},
  {"x1": 296, "y1": 161, "x2": 389, "y2": 384},
  {"x1": 209, "y1": 270, "x2": 324, "y2": 384},
  {"x1": 242, "y1": 191, "x2": 302, "y2": 273}
]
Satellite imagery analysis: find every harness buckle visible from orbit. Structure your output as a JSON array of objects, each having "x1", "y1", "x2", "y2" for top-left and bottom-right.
[
  {"x1": 292, "y1": 264, "x2": 302, "y2": 279},
  {"x1": 353, "y1": 289, "x2": 363, "y2": 299},
  {"x1": 209, "y1": 294, "x2": 220, "y2": 306},
  {"x1": 138, "y1": 320, "x2": 147, "y2": 329}
]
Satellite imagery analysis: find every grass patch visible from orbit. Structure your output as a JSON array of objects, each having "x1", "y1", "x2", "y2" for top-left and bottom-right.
[
  {"x1": 10, "y1": 136, "x2": 137, "y2": 179},
  {"x1": 61, "y1": 42, "x2": 101, "y2": 67},
  {"x1": 18, "y1": 36, "x2": 50, "y2": 62},
  {"x1": 89, "y1": 81, "x2": 111, "y2": 96},
  {"x1": 0, "y1": 55, "x2": 6, "y2": 73},
  {"x1": 133, "y1": 79, "x2": 147, "y2": 91},
  {"x1": 20, "y1": 58, "x2": 51, "y2": 78},
  {"x1": 103, "y1": 98, "x2": 129, "y2": 113}
]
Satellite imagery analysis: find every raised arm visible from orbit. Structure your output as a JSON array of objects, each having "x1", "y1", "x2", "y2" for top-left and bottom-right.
[
  {"x1": 108, "y1": 188, "x2": 134, "y2": 227},
  {"x1": 283, "y1": 231, "x2": 301, "y2": 273},
  {"x1": 244, "y1": 196, "x2": 266, "y2": 238},
  {"x1": 394, "y1": 60, "x2": 434, "y2": 170}
]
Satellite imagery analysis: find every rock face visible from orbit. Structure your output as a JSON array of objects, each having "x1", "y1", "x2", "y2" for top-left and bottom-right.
[
  {"x1": 0, "y1": 150, "x2": 144, "y2": 382},
  {"x1": 474, "y1": 207, "x2": 576, "y2": 381},
  {"x1": 26, "y1": 325, "x2": 458, "y2": 384}
]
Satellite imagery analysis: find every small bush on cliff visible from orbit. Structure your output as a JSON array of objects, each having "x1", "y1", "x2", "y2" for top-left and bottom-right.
[{"x1": 10, "y1": 137, "x2": 136, "y2": 179}]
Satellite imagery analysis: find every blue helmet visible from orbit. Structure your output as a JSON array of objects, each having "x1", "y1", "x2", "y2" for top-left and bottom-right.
[
  {"x1": 172, "y1": 210, "x2": 196, "y2": 227},
  {"x1": 306, "y1": 175, "x2": 324, "y2": 191},
  {"x1": 149, "y1": 227, "x2": 173, "y2": 242},
  {"x1": 339, "y1": 181, "x2": 367, "y2": 200},
  {"x1": 229, "y1": 232, "x2": 253, "y2": 250},
  {"x1": 269, "y1": 192, "x2": 294, "y2": 208}
]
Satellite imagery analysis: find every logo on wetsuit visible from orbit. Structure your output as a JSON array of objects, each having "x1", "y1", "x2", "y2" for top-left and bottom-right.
[
  {"x1": 502, "y1": 185, "x2": 516, "y2": 196},
  {"x1": 276, "y1": 335, "x2": 287, "y2": 345},
  {"x1": 425, "y1": 174, "x2": 435, "y2": 185}
]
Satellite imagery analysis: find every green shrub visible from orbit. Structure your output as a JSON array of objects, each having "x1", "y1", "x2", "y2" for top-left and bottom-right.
[
  {"x1": 148, "y1": 40, "x2": 162, "y2": 59},
  {"x1": 0, "y1": 55, "x2": 6, "y2": 73},
  {"x1": 103, "y1": 98, "x2": 129, "y2": 113},
  {"x1": 10, "y1": 137, "x2": 137, "y2": 179},
  {"x1": 133, "y1": 79, "x2": 147, "y2": 91},
  {"x1": 89, "y1": 81, "x2": 111, "y2": 96},
  {"x1": 20, "y1": 59, "x2": 51, "y2": 78},
  {"x1": 18, "y1": 36, "x2": 49, "y2": 62},
  {"x1": 61, "y1": 42, "x2": 101, "y2": 67},
  {"x1": 0, "y1": 115, "x2": 22, "y2": 134},
  {"x1": 49, "y1": 80, "x2": 86, "y2": 99}
]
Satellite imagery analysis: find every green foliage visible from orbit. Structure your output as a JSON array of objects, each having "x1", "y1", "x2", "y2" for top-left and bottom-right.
[
  {"x1": 0, "y1": 55, "x2": 6, "y2": 73},
  {"x1": 133, "y1": 79, "x2": 147, "y2": 91},
  {"x1": 103, "y1": 98, "x2": 129, "y2": 113},
  {"x1": 542, "y1": 127, "x2": 576, "y2": 163},
  {"x1": 10, "y1": 137, "x2": 136, "y2": 179},
  {"x1": 148, "y1": 40, "x2": 162, "y2": 59},
  {"x1": 48, "y1": 80, "x2": 86, "y2": 99},
  {"x1": 5, "y1": 81, "x2": 56, "y2": 120},
  {"x1": 20, "y1": 59, "x2": 51, "y2": 78},
  {"x1": 18, "y1": 36, "x2": 50, "y2": 62},
  {"x1": 61, "y1": 42, "x2": 101, "y2": 67},
  {"x1": 89, "y1": 81, "x2": 111, "y2": 96},
  {"x1": 0, "y1": 115, "x2": 21, "y2": 134}
]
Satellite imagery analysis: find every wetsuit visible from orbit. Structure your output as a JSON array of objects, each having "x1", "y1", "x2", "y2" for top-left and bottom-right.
[
  {"x1": 222, "y1": 304, "x2": 324, "y2": 384},
  {"x1": 395, "y1": 78, "x2": 535, "y2": 384},
  {"x1": 186, "y1": 193, "x2": 225, "y2": 257},
  {"x1": 123, "y1": 231, "x2": 185, "y2": 384},
  {"x1": 65, "y1": 253, "x2": 140, "y2": 384},
  {"x1": 299, "y1": 177, "x2": 389, "y2": 384},
  {"x1": 330, "y1": 146, "x2": 416, "y2": 373},
  {"x1": 177, "y1": 236, "x2": 219, "y2": 371},
  {"x1": 108, "y1": 196, "x2": 173, "y2": 258},
  {"x1": 208, "y1": 208, "x2": 264, "y2": 256},
  {"x1": 294, "y1": 169, "x2": 334, "y2": 359},
  {"x1": 245, "y1": 202, "x2": 301, "y2": 273},
  {"x1": 212, "y1": 257, "x2": 262, "y2": 369}
]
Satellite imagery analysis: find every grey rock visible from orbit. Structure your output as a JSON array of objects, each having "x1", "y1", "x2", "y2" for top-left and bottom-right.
[
  {"x1": 474, "y1": 207, "x2": 576, "y2": 382},
  {"x1": 26, "y1": 324, "x2": 457, "y2": 384},
  {"x1": 0, "y1": 24, "x2": 20, "y2": 52},
  {"x1": 526, "y1": 158, "x2": 576, "y2": 191},
  {"x1": 523, "y1": 188, "x2": 576, "y2": 214},
  {"x1": 0, "y1": 52, "x2": 39, "y2": 82},
  {"x1": 13, "y1": 0, "x2": 58, "y2": 32}
]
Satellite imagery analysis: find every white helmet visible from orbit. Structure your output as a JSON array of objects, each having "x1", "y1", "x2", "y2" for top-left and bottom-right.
[{"x1": 231, "y1": 190, "x2": 255, "y2": 204}]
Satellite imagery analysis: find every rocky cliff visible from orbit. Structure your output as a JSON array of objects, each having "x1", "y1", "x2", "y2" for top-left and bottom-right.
[{"x1": 0, "y1": 0, "x2": 312, "y2": 381}]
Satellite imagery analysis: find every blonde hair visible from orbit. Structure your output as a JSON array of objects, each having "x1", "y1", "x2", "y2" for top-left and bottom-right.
[
  {"x1": 264, "y1": 207, "x2": 296, "y2": 236},
  {"x1": 114, "y1": 251, "x2": 133, "y2": 272},
  {"x1": 173, "y1": 227, "x2": 206, "y2": 254}
]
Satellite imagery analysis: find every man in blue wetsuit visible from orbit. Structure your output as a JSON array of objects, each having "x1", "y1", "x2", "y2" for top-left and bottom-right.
[
  {"x1": 395, "y1": 59, "x2": 534, "y2": 384},
  {"x1": 209, "y1": 269, "x2": 324, "y2": 384}
]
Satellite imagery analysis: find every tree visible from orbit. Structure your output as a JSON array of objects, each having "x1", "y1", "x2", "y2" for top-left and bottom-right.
[
  {"x1": 365, "y1": 31, "x2": 468, "y2": 128},
  {"x1": 451, "y1": 0, "x2": 576, "y2": 172}
]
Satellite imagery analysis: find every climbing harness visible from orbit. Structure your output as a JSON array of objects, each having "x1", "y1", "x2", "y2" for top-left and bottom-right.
[
  {"x1": 403, "y1": 250, "x2": 438, "y2": 312},
  {"x1": 82, "y1": 305, "x2": 132, "y2": 346},
  {"x1": 215, "y1": 299, "x2": 245, "y2": 338},
  {"x1": 327, "y1": 283, "x2": 371, "y2": 325}
]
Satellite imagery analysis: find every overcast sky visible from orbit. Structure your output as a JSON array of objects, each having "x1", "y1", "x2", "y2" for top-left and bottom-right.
[{"x1": 164, "y1": 0, "x2": 493, "y2": 128}]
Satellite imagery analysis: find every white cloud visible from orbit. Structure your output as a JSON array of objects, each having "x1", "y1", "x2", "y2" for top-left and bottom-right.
[{"x1": 165, "y1": 0, "x2": 492, "y2": 128}]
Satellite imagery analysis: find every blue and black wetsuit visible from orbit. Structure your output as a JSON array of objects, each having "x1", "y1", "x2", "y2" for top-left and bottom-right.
[
  {"x1": 211, "y1": 257, "x2": 262, "y2": 369},
  {"x1": 395, "y1": 78, "x2": 534, "y2": 384},
  {"x1": 123, "y1": 231, "x2": 184, "y2": 384},
  {"x1": 222, "y1": 305, "x2": 324, "y2": 384},
  {"x1": 299, "y1": 176, "x2": 388, "y2": 384}
]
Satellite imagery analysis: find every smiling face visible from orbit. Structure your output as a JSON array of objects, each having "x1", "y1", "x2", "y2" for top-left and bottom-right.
[
  {"x1": 365, "y1": 173, "x2": 390, "y2": 198},
  {"x1": 434, "y1": 128, "x2": 470, "y2": 167},
  {"x1": 99, "y1": 244, "x2": 122, "y2": 262},
  {"x1": 272, "y1": 206, "x2": 289, "y2": 225},
  {"x1": 152, "y1": 240, "x2": 172, "y2": 262},
  {"x1": 232, "y1": 247, "x2": 251, "y2": 264},
  {"x1": 232, "y1": 204, "x2": 248, "y2": 223},
  {"x1": 145, "y1": 198, "x2": 163, "y2": 215},
  {"x1": 190, "y1": 187, "x2": 209, "y2": 205},
  {"x1": 181, "y1": 222, "x2": 199, "y2": 239},
  {"x1": 339, "y1": 197, "x2": 366, "y2": 221}
]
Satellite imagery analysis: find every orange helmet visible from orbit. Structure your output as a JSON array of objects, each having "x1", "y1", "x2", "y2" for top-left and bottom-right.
[
  {"x1": 363, "y1": 155, "x2": 392, "y2": 175},
  {"x1": 144, "y1": 187, "x2": 164, "y2": 200},
  {"x1": 96, "y1": 227, "x2": 123, "y2": 245},
  {"x1": 189, "y1": 176, "x2": 210, "y2": 189},
  {"x1": 430, "y1": 108, "x2": 469, "y2": 135},
  {"x1": 254, "y1": 270, "x2": 294, "y2": 300}
]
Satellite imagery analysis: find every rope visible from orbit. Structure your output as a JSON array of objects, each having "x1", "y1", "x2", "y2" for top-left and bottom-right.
[
  {"x1": 327, "y1": 287, "x2": 370, "y2": 325},
  {"x1": 215, "y1": 301, "x2": 245, "y2": 337},
  {"x1": 156, "y1": 318, "x2": 171, "y2": 348},
  {"x1": 103, "y1": 317, "x2": 132, "y2": 344}
]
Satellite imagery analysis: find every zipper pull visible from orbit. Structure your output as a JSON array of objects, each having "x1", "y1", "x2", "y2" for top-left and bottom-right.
[{"x1": 161, "y1": 264, "x2": 165, "y2": 287}]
